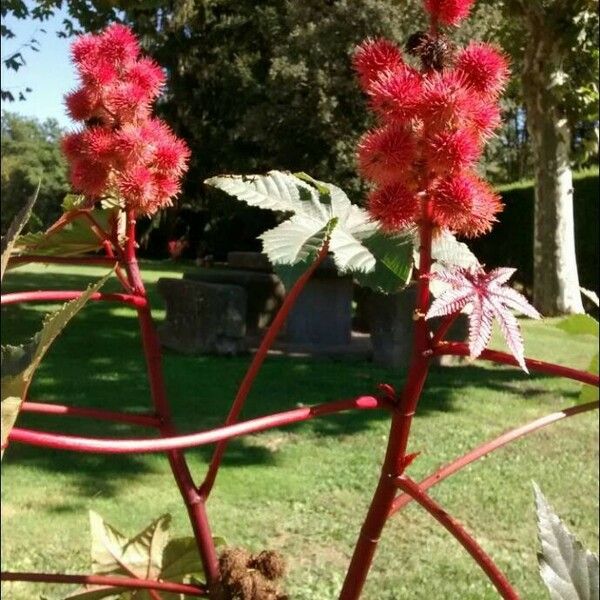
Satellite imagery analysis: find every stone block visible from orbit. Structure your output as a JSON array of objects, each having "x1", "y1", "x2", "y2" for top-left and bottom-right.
[
  {"x1": 285, "y1": 274, "x2": 353, "y2": 347},
  {"x1": 157, "y1": 278, "x2": 247, "y2": 355},
  {"x1": 185, "y1": 268, "x2": 285, "y2": 334},
  {"x1": 365, "y1": 286, "x2": 468, "y2": 369}
]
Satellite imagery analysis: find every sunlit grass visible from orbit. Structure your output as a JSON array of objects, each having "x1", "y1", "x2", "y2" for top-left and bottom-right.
[{"x1": 1, "y1": 263, "x2": 598, "y2": 600}]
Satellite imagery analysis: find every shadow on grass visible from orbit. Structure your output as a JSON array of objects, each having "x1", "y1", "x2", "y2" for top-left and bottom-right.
[{"x1": 2, "y1": 268, "x2": 576, "y2": 499}]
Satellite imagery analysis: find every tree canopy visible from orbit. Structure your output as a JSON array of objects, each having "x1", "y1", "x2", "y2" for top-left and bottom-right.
[{"x1": 1, "y1": 111, "x2": 68, "y2": 234}]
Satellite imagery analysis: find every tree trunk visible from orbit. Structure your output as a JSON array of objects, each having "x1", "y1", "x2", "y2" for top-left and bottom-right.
[{"x1": 521, "y1": 11, "x2": 584, "y2": 315}]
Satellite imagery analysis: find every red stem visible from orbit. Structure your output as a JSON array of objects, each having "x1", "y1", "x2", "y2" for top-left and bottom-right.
[
  {"x1": 339, "y1": 199, "x2": 435, "y2": 600},
  {"x1": 1, "y1": 290, "x2": 147, "y2": 308},
  {"x1": 199, "y1": 243, "x2": 330, "y2": 500},
  {"x1": 434, "y1": 342, "x2": 600, "y2": 387},
  {"x1": 21, "y1": 402, "x2": 161, "y2": 428},
  {"x1": 389, "y1": 401, "x2": 599, "y2": 516},
  {"x1": 429, "y1": 312, "x2": 460, "y2": 348},
  {"x1": 0, "y1": 571, "x2": 207, "y2": 596},
  {"x1": 8, "y1": 255, "x2": 117, "y2": 267},
  {"x1": 395, "y1": 476, "x2": 519, "y2": 599},
  {"x1": 121, "y1": 210, "x2": 221, "y2": 594},
  {"x1": 9, "y1": 396, "x2": 387, "y2": 453}
]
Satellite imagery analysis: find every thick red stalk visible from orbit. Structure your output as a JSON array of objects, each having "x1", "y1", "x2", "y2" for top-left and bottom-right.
[
  {"x1": 121, "y1": 211, "x2": 221, "y2": 594},
  {"x1": 199, "y1": 243, "x2": 330, "y2": 500},
  {"x1": 435, "y1": 342, "x2": 600, "y2": 387},
  {"x1": 0, "y1": 571, "x2": 207, "y2": 596},
  {"x1": 21, "y1": 401, "x2": 161, "y2": 428},
  {"x1": 10, "y1": 396, "x2": 387, "y2": 453},
  {"x1": 0, "y1": 290, "x2": 147, "y2": 308},
  {"x1": 389, "y1": 400, "x2": 599, "y2": 516},
  {"x1": 396, "y1": 476, "x2": 519, "y2": 599},
  {"x1": 339, "y1": 199, "x2": 434, "y2": 600}
]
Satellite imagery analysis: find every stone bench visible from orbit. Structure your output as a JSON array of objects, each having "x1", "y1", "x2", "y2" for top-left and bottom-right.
[
  {"x1": 157, "y1": 278, "x2": 247, "y2": 355},
  {"x1": 364, "y1": 285, "x2": 468, "y2": 368},
  {"x1": 187, "y1": 252, "x2": 354, "y2": 349},
  {"x1": 184, "y1": 267, "x2": 285, "y2": 335}
]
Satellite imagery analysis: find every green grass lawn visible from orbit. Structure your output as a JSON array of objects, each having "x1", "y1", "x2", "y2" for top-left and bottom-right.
[{"x1": 1, "y1": 262, "x2": 598, "y2": 600}]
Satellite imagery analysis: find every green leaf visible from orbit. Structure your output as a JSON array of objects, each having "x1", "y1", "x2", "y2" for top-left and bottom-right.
[
  {"x1": 579, "y1": 353, "x2": 599, "y2": 403},
  {"x1": 0, "y1": 183, "x2": 39, "y2": 282},
  {"x1": 427, "y1": 229, "x2": 479, "y2": 270},
  {"x1": 89, "y1": 511, "x2": 171, "y2": 580},
  {"x1": 205, "y1": 171, "x2": 307, "y2": 214},
  {"x1": 354, "y1": 230, "x2": 414, "y2": 294},
  {"x1": 15, "y1": 209, "x2": 114, "y2": 257},
  {"x1": 416, "y1": 230, "x2": 479, "y2": 298},
  {"x1": 556, "y1": 314, "x2": 599, "y2": 338},
  {"x1": 161, "y1": 537, "x2": 205, "y2": 581},
  {"x1": 68, "y1": 516, "x2": 223, "y2": 600},
  {"x1": 207, "y1": 170, "x2": 387, "y2": 284},
  {"x1": 61, "y1": 193, "x2": 86, "y2": 212},
  {"x1": 534, "y1": 483, "x2": 599, "y2": 600},
  {"x1": 1, "y1": 271, "x2": 112, "y2": 457}
]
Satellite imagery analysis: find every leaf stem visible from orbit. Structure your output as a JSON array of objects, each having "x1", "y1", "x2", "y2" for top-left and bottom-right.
[{"x1": 198, "y1": 242, "x2": 330, "y2": 500}]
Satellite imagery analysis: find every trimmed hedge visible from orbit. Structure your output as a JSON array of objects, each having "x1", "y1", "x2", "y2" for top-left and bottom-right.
[{"x1": 471, "y1": 170, "x2": 599, "y2": 294}]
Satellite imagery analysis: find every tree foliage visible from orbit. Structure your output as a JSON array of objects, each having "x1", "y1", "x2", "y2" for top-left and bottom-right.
[{"x1": 1, "y1": 112, "x2": 69, "y2": 234}]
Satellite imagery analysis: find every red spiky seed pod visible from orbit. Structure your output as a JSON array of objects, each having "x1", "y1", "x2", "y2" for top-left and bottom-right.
[
  {"x1": 367, "y1": 183, "x2": 419, "y2": 231},
  {"x1": 426, "y1": 128, "x2": 482, "y2": 173},
  {"x1": 432, "y1": 172, "x2": 503, "y2": 237},
  {"x1": 368, "y1": 65, "x2": 423, "y2": 123},
  {"x1": 456, "y1": 42, "x2": 509, "y2": 97},
  {"x1": 423, "y1": 0, "x2": 476, "y2": 26},
  {"x1": 357, "y1": 124, "x2": 417, "y2": 185},
  {"x1": 352, "y1": 38, "x2": 404, "y2": 90}
]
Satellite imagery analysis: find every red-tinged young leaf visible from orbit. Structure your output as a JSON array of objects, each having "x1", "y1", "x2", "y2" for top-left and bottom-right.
[{"x1": 426, "y1": 264, "x2": 541, "y2": 371}]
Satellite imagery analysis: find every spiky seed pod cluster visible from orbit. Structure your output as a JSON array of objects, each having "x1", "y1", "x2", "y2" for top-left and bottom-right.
[
  {"x1": 353, "y1": 0, "x2": 509, "y2": 238},
  {"x1": 219, "y1": 547, "x2": 288, "y2": 600},
  {"x1": 61, "y1": 24, "x2": 190, "y2": 216}
]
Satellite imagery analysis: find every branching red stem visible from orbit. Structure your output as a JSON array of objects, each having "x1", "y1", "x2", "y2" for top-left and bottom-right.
[
  {"x1": 21, "y1": 401, "x2": 161, "y2": 428},
  {"x1": 1, "y1": 290, "x2": 147, "y2": 307},
  {"x1": 389, "y1": 401, "x2": 599, "y2": 516},
  {"x1": 395, "y1": 476, "x2": 519, "y2": 599},
  {"x1": 339, "y1": 198, "x2": 435, "y2": 600},
  {"x1": 8, "y1": 255, "x2": 117, "y2": 267},
  {"x1": 429, "y1": 312, "x2": 461, "y2": 348},
  {"x1": 199, "y1": 242, "x2": 331, "y2": 500},
  {"x1": 9, "y1": 396, "x2": 386, "y2": 453},
  {"x1": 434, "y1": 342, "x2": 600, "y2": 386},
  {"x1": 0, "y1": 571, "x2": 208, "y2": 596}
]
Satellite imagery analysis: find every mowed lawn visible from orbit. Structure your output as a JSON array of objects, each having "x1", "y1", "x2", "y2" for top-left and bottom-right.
[{"x1": 1, "y1": 262, "x2": 598, "y2": 600}]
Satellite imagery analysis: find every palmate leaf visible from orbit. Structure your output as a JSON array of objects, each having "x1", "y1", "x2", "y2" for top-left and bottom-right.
[
  {"x1": 426, "y1": 264, "x2": 541, "y2": 372},
  {"x1": 1, "y1": 271, "x2": 112, "y2": 458},
  {"x1": 534, "y1": 483, "x2": 599, "y2": 600},
  {"x1": 67, "y1": 513, "x2": 225, "y2": 600},
  {"x1": 415, "y1": 229, "x2": 480, "y2": 298},
  {"x1": 356, "y1": 231, "x2": 414, "y2": 294},
  {"x1": 89, "y1": 511, "x2": 171, "y2": 580},
  {"x1": 14, "y1": 208, "x2": 116, "y2": 258},
  {"x1": 205, "y1": 170, "x2": 413, "y2": 292}
]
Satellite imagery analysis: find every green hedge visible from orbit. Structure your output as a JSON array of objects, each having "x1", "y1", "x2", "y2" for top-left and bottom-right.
[{"x1": 471, "y1": 170, "x2": 599, "y2": 293}]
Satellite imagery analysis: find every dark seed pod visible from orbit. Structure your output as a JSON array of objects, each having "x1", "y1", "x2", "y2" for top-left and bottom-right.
[{"x1": 405, "y1": 31, "x2": 456, "y2": 71}]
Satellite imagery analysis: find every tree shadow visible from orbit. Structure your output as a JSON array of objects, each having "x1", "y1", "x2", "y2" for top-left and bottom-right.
[{"x1": 2, "y1": 268, "x2": 582, "y2": 497}]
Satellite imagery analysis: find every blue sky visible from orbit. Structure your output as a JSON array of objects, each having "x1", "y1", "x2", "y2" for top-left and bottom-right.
[{"x1": 1, "y1": 5, "x2": 77, "y2": 128}]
